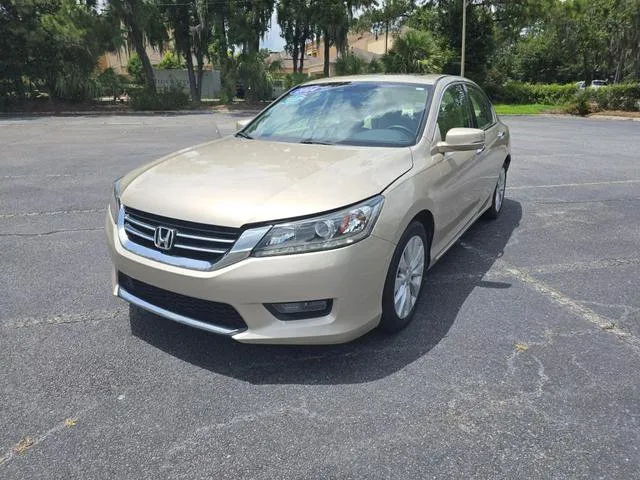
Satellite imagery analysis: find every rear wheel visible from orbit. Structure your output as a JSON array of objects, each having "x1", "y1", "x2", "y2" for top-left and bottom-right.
[
  {"x1": 379, "y1": 221, "x2": 428, "y2": 333},
  {"x1": 485, "y1": 165, "x2": 507, "y2": 219}
]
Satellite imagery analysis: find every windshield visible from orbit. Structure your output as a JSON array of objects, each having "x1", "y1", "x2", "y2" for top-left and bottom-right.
[{"x1": 243, "y1": 82, "x2": 432, "y2": 147}]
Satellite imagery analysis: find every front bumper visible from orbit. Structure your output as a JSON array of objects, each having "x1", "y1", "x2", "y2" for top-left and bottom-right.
[{"x1": 106, "y1": 213, "x2": 396, "y2": 344}]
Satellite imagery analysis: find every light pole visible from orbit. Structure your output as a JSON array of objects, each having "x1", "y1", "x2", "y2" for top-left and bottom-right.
[{"x1": 461, "y1": 0, "x2": 467, "y2": 77}]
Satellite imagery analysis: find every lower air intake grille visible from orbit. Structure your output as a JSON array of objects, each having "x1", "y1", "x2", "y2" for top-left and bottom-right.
[{"x1": 118, "y1": 272, "x2": 247, "y2": 331}]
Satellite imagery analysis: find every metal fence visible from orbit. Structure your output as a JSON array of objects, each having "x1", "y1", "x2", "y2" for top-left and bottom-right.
[{"x1": 153, "y1": 69, "x2": 222, "y2": 99}]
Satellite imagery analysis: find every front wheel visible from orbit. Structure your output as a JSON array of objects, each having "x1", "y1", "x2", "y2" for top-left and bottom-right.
[
  {"x1": 379, "y1": 221, "x2": 428, "y2": 333},
  {"x1": 485, "y1": 165, "x2": 507, "y2": 219}
]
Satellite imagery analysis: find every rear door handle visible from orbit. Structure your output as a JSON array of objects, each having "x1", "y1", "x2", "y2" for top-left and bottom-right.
[{"x1": 497, "y1": 130, "x2": 505, "y2": 139}]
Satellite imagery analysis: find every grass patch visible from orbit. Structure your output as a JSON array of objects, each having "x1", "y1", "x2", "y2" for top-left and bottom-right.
[{"x1": 494, "y1": 104, "x2": 556, "y2": 115}]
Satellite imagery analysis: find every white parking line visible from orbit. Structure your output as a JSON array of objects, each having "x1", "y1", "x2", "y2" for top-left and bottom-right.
[
  {"x1": 459, "y1": 242, "x2": 640, "y2": 352},
  {"x1": 508, "y1": 179, "x2": 640, "y2": 190}
]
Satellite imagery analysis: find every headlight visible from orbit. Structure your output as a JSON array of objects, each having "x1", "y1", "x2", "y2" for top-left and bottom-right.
[
  {"x1": 109, "y1": 179, "x2": 122, "y2": 221},
  {"x1": 252, "y1": 196, "x2": 384, "y2": 257}
]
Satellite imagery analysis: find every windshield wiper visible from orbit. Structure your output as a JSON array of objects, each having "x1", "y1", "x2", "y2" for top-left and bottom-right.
[
  {"x1": 300, "y1": 139, "x2": 334, "y2": 145},
  {"x1": 235, "y1": 131, "x2": 253, "y2": 139}
]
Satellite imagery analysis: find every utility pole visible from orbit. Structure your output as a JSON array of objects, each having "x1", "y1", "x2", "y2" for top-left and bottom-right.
[{"x1": 461, "y1": 0, "x2": 467, "y2": 77}]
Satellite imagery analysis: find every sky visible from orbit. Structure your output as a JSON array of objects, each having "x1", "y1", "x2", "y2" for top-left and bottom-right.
[{"x1": 260, "y1": 12, "x2": 285, "y2": 52}]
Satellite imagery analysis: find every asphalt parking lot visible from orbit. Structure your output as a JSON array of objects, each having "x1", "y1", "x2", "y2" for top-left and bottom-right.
[{"x1": 1, "y1": 113, "x2": 639, "y2": 479}]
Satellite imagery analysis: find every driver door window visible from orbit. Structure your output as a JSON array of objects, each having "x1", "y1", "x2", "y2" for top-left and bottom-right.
[
  {"x1": 468, "y1": 86, "x2": 495, "y2": 130},
  {"x1": 437, "y1": 84, "x2": 472, "y2": 140}
]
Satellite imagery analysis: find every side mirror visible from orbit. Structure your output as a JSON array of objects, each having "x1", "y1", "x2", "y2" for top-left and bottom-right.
[
  {"x1": 436, "y1": 128, "x2": 485, "y2": 153},
  {"x1": 235, "y1": 118, "x2": 252, "y2": 131}
]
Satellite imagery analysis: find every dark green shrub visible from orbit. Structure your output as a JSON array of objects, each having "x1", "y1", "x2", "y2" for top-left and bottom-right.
[
  {"x1": 564, "y1": 91, "x2": 591, "y2": 116},
  {"x1": 157, "y1": 50, "x2": 184, "y2": 70},
  {"x1": 235, "y1": 52, "x2": 273, "y2": 102},
  {"x1": 96, "y1": 68, "x2": 127, "y2": 103},
  {"x1": 127, "y1": 54, "x2": 145, "y2": 85},
  {"x1": 490, "y1": 81, "x2": 639, "y2": 112},
  {"x1": 335, "y1": 53, "x2": 364, "y2": 76},
  {"x1": 493, "y1": 82, "x2": 578, "y2": 104},
  {"x1": 589, "y1": 84, "x2": 640, "y2": 111},
  {"x1": 284, "y1": 73, "x2": 309, "y2": 89},
  {"x1": 129, "y1": 83, "x2": 189, "y2": 110}
]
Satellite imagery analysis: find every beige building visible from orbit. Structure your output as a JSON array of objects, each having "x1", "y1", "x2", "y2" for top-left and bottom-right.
[
  {"x1": 98, "y1": 46, "x2": 165, "y2": 74},
  {"x1": 269, "y1": 29, "x2": 399, "y2": 77}
]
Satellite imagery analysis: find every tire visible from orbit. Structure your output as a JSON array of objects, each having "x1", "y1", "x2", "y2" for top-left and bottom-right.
[
  {"x1": 379, "y1": 221, "x2": 429, "y2": 333},
  {"x1": 485, "y1": 164, "x2": 507, "y2": 220}
]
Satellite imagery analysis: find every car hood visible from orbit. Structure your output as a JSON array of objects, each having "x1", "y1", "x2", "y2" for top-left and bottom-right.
[{"x1": 121, "y1": 137, "x2": 412, "y2": 227}]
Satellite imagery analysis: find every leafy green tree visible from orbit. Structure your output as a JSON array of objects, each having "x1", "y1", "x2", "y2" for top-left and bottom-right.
[
  {"x1": 312, "y1": 0, "x2": 374, "y2": 77},
  {"x1": 382, "y1": 29, "x2": 449, "y2": 73},
  {"x1": 230, "y1": 0, "x2": 276, "y2": 55},
  {"x1": 277, "y1": 0, "x2": 312, "y2": 73},
  {"x1": 158, "y1": 0, "x2": 214, "y2": 103},
  {"x1": 432, "y1": 0, "x2": 495, "y2": 83},
  {"x1": 356, "y1": 0, "x2": 415, "y2": 53},
  {"x1": 1, "y1": 0, "x2": 120, "y2": 105},
  {"x1": 235, "y1": 50, "x2": 274, "y2": 102},
  {"x1": 106, "y1": 0, "x2": 166, "y2": 92},
  {"x1": 0, "y1": 0, "x2": 56, "y2": 104}
]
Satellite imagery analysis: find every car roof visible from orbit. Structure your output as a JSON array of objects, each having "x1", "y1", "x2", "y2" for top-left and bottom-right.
[{"x1": 304, "y1": 74, "x2": 450, "y2": 86}]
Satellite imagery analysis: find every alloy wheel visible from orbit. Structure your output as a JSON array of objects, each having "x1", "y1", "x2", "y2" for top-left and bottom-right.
[{"x1": 393, "y1": 235, "x2": 425, "y2": 319}]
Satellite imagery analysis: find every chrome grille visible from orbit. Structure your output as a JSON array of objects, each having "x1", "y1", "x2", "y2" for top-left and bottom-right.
[{"x1": 122, "y1": 207, "x2": 241, "y2": 263}]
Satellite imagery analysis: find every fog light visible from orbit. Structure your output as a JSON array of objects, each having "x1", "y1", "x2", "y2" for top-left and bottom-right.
[{"x1": 265, "y1": 299, "x2": 333, "y2": 320}]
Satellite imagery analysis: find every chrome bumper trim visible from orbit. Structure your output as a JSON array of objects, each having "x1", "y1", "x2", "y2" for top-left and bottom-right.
[{"x1": 117, "y1": 285, "x2": 244, "y2": 336}]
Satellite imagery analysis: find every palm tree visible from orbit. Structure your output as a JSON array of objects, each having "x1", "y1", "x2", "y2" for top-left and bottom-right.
[{"x1": 382, "y1": 29, "x2": 448, "y2": 74}]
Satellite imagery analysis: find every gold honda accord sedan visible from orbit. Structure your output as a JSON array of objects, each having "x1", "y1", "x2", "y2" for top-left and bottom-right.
[{"x1": 106, "y1": 74, "x2": 510, "y2": 344}]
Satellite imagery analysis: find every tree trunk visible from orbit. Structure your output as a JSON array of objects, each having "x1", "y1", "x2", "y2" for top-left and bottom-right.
[
  {"x1": 299, "y1": 46, "x2": 305, "y2": 74},
  {"x1": 196, "y1": 56, "x2": 205, "y2": 102},
  {"x1": 385, "y1": 21, "x2": 389, "y2": 54},
  {"x1": 185, "y1": 53, "x2": 198, "y2": 103},
  {"x1": 323, "y1": 32, "x2": 331, "y2": 77},
  {"x1": 583, "y1": 54, "x2": 591, "y2": 84},
  {"x1": 124, "y1": 1, "x2": 155, "y2": 92},
  {"x1": 131, "y1": 27, "x2": 156, "y2": 92},
  {"x1": 292, "y1": 42, "x2": 299, "y2": 74},
  {"x1": 214, "y1": 16, "x2": 233, "y2": 101}
]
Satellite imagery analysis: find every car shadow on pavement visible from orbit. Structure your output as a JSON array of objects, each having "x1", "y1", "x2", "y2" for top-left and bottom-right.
[{"x1": 130, "y1": 199, "x2": 522, "y2": 385}]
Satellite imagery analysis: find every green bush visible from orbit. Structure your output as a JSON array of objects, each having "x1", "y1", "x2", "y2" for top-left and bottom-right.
[
  {"x1": 157, "y1": 50, "x2": 183, "y2": 70},
  {"x1": 283, "y1": 72, "x2": 309, "y2": 89},
  {"x1": 96, "y1": 68, "x2": 127, "y2": 102},
  {"x1": 367, "y1": 58, "x2": 384, "y2": 73},
  {"x1": 564, "y1": 91, "x2": 591, "y2": 116},
  {"x1": 589, "y1": 84, "x2": 640, "y2": 111},
  {"x1": 489, "y1": 81, "x2": 640, "y2": 112},
  {"x1": 235, "y1": 52, "x2": 273, "y2": 102},
  {"x1": 127, "y1": 54, "x2": 145, "y2": 85},
  {"x1": 493, "y1": 82, "x2": 579, "y2": 104},
  {"x1": 335, "y1": 53, "x2": 364, "y2": 76},
  {"x1": 129, "y1": 83, "x2": 190, "y2": 110}
]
